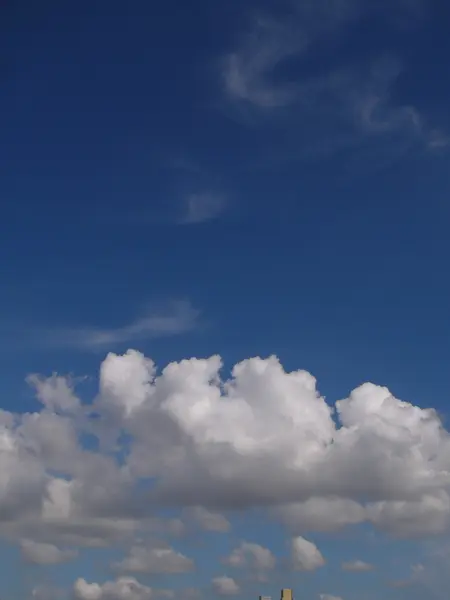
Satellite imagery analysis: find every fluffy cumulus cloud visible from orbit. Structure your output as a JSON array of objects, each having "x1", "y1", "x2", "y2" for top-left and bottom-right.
[
  {"x1": 290, "y1": 536, "x2": 325, "y2": 571},
  {"x1": 3, "y1": 350, "x2": 450, "y2": 594},
  {"x1": 224, "y1": 541, "x2": 276, "y2": 580},
  {"x1": 21, "y1": 539, "x2": 78, "y2": 565},
  {"x1": 211, "y1": 576, "x2": 240, "y2": 596},
  {"x1": 73, "y1": 578, "x2": 154, "y2": 600},
  {"x1": 114, "y1": 544, "x2": 195, "y2": 574},
  {"x1": 93, "y1": 350, "x2": 450, "y2": 536}
]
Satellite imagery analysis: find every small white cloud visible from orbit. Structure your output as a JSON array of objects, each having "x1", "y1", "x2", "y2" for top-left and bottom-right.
[
  {"x1": 21, "y1": 539, "x2": 77, "y2": 565},
  {"x1": 114, "y1": 545, "x2": 195, "y2": 575},
  {"x1": 180, "y1": 192, "x2": 226, "y2": 224},
  {"x1": 224, "y1": 541, "x2": 276, "y2": 575},
  {"x1": 73, "y1": 578, "x2": 153, "y2": 600},
  {"x1": 212, "y1": 576, "x2": 240, "y2": 596},
  {"x1": 341, "y1": 559, "x2": 374, "y2": 572},
  {"x1": 184, "y1": 506, "x2": 231, "y2": 532},
  {"x1": 290, "y1": 536, "x2": 325, "y2": 571},
  {"x1": 223, "y1": 16, "x2": 301, "y2": 108},
  {"x1": 319, "y1": 595, "x2": 343, "y2": 600}
]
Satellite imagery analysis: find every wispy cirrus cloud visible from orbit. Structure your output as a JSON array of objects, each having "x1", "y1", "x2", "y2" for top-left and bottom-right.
[
  {"x1": 221, "y1": 0, "x2": 448, "y2": 159},
  {"x1": 168, "y1": 154, "x2": 228, "y2": 224},
  {"x1": 120, "y1": 154, "x2": 228, "y2": 226},
  {"x1": 224, "y1": 15, "x2": 304, "y2": 109},
  {"x1": 178, "y1": 192, "x2": 227, "y2": 225},
  {"x1": 29, "y1": 300, "x2": 200, "y2": 352}
]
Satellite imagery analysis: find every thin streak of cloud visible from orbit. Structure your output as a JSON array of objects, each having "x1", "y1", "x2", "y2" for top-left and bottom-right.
[
  {"x1": 341, "y1": 559, "x2": 375, "y2": 572},
  {"x1": 221, "y1": 0, "x2": 448, "y2": 158},
  {"x1": 31, "y1": 300, "x2": 200, "y2": 352}
]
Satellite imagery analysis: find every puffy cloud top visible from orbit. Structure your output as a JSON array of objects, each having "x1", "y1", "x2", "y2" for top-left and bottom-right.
[
  {"x1": 73, "y1": 578, "x2": 153, "y2": 600},
  {"x1": 1, "y1": 349, "x2": 450, "y2": 573},
  {"x1": 225, "y1": 541, "x2": 276, "y2": 575},
  {"x1": 211, "y1": 576, "x2": 240, "y2": 596},
  {"x1": 290, "y1": 536, "x2": 325, "y2": 571}
]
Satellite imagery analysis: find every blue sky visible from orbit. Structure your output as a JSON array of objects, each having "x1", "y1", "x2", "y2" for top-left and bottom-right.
[{"x1": 2, "y1": 1, "x2": 450, "y2": 599}]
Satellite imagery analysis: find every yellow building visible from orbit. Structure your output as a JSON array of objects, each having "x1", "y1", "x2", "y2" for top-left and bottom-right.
[{"x1": 281, "y1": 589, "x2": 293, "y2": 600}]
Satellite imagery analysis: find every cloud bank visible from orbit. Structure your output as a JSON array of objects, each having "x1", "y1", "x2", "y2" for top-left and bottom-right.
[
  {"x1": 3, "y1": 349, "x2": 450, "y2": 595},
  {"x1": 5, "y1": 351, "x2": 450, "y2": 535}
]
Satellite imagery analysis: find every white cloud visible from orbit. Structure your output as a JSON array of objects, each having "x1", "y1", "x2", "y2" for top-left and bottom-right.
[
  {"x1": 0, "y1": 412, "x2": 48, "y2": 521},
  {"x1": 290, "y1": 536, "x2": 325, "y2": 571},
  {"x1": 20, "y1": 539, "x2": 77, "y2": 565},
  {"x1": 184, "y1": 506, "x2": 230, "y2": 532},
  {"x1": 366, "y1": 492, "x2": 450, "y2": 537},
  {"x1": 73, "y1": 578, "x2": 153, "y2": 600},
  {"x1": 34, "y1": 300, "x2": 199, "y2": 351},
  {"x1": 341, "y1": 559, "x2": 374, "y2": 572},
  {"x1": 222, "y1": 0, "x2": 447, "y2": 156},
  {"x1": 114, "y1": 544, "x2": 195, "y2": 574},
  {"x1": 273, "y1": 497, "x2": 366, "y2": 533},
  {"x1": 211, "y1": 576, "x2": 240, "y2": 596},
  {"x1": 319, "y1": 595, "x2": 343, "y2": 600},
  {"x1": 180, "y1": 193, "x2": 226, "y2": 225},
  {"x1": 26, "y1": 373, "x2": 81, "y2": 413},
  {"x1": 223, "y1": 16, "x2": 302, "y2": 109},
  {"x1": 224, "y1": 541, "x2": 276, "y2": 579},
  {"x1": 2, "y1": 348, "x2": 450, "y2": 577}
]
